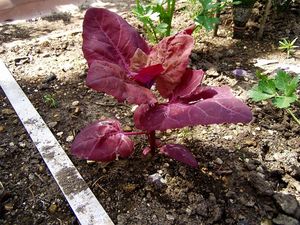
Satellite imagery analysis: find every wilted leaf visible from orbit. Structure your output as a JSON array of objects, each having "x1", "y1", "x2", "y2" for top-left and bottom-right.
[{"x1": 159, "y1": 144, "x2": 198, "y2": 168}]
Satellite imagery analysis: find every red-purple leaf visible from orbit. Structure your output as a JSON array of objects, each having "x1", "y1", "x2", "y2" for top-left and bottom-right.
[
  {"x1": 180, "y1": 24, "x2": 196, "y2": 35},
  {"x1": 134, "y1": 86, "x2": 252, "y2": 131},
  {"x1": 86, "y1": 60, "x2": 157, "y2": 105},
  {"x1": 159, "y1": 144, "x2": 198, "y2": 168},
  {"x1": 171, "y1": 69, "x2": 205, "y2": 100},
  {"x1": 133, "y1": 64, "x2": 164, "y2": 85},
  {"x1": 148, "y1": 34, "x2": 194, "y2": 98},
  {"x1": 82, "y1": 8, "x2": 149, "y2": 69},
  {"x1": 71, "y1": 119, "x2": 134, "y2": 162}
]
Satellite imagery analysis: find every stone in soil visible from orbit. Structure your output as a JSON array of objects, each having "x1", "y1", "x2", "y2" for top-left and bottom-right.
[
  {"x1": 48, "y1": 121, "x2": 58, "y2": 128},
  {"x1": 2, "y1": 108, "x2": 14, "y2": 115},
  {"x1": 247, "y1": 171, "x2": 274, "y2": 196},
  {"x1": 272, "y1": 214, "x2": 300, "y2": 225},
  {"x1": 48, "y1": 203, "x2": 58, "y2": 214},
  {"x1": 274, "y1": 192, "x2": 299, "y2": 216},
  {"x1": 0, "y1": 181, "x2": 4, "y2": 197},
  {"x1": 71, "y1": 100, "x2": 79, "y2": 106},
  {"x1": 66, "y1": 135, "x2": 74, "y2": 142},
  {"x1": 4, "y1": 202, "x2": 14, "y2": 211}
]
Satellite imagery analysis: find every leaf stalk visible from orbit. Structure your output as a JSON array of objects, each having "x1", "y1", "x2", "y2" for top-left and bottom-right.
[{"x1": 286, "y1": 108, "x2": 300, "y2": 126}]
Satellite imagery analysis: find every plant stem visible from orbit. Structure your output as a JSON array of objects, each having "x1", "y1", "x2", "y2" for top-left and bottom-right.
[
  {"x1": 258, "y1": 0, "x2": 272, "y2": 39},
  {"x1": 148, "y1": 131, "x2": 157, "y2": 153},
  {"x1": 166, "y1": 0, "x2": 176, "y2": 36},
  {"x1": 148, "y1": 22, "x2": 159, "y2": 43},
  {"x1": 286, "y1": 108, "x2": 300, "y2": 126},
  {"x1": 213, "y1": 0, "x2": 221, "y2": 37}
]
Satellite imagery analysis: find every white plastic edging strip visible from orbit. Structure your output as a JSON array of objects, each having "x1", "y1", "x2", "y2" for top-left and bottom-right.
[{"x1": 0, "y1": 60, "x2": 114, "y2": 225}]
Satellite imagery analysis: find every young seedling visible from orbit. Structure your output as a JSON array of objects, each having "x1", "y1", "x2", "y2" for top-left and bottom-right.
[
  {"x1": 71, "y1": 8, "x2": 252, "y2": 168},
  {"x1": 193, "y1": 0, "x2": 232, "y2": 32},
  {"x1": 43, "y1": 94, "x2": 58, "y2": 108},
  {"x1": 133, "y1": 0, "x2": 176, "y2": 43},
  {"x1": 278, "y1": 37, "x2": 299, "y2": 58},
  {"x1": 249, "y1": 70, "x2": 300, "y2": 125}
]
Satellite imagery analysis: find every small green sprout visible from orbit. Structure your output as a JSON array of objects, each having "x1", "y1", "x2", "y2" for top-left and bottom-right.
[
  {"x1": 133, "y1": 0, "x2": 176, "y2": 43},
  {"x1": 249, "y1": 70, "x2": 300, "y2": 125},
  {"x1": 43, "y1": 94, "x2": 58, "y2": 108},
  {"x1": 278, "y1": 37, "x2": 298, "y2": 58},
  {"x1": 193, "y1": 0, "x2": 234, "y2": 32}
]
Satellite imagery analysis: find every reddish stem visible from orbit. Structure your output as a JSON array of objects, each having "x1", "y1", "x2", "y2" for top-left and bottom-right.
[
  {"x1": 123, "y1": 130, "x2": 157, "y2": 153},
  {"x1": 148, "y1": 131, "x2": 157, "y2": 153}
]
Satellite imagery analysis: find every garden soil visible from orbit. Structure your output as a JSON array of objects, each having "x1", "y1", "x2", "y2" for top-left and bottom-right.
[{"x1": 1, "y1": 1, "x2": 300, "y2": 225}]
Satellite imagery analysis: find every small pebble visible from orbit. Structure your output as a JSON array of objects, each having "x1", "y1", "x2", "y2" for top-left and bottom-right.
[
  {"x1": 148, "y1": 173, "x2": 166, "y2": 187},
  {"x1": 206, "y1": 68, "x2": 219, "y2": 77},
  {"x1": 274, "y1": 192, "x2": 299, "y2": 216},
  {"x1": 66, "y1": 135, "x2": 74, "y2": 142},
  {"x1": 214, "y1": 158, "x2": 223, "y2": 165},
  {"x1": 166, "y1": 214, "x2": 175, "y2": 221},
  {"x1": 131, "y1": 105, "x2": 138, "y2": 112},
  {"x1": 0, "y1": 181, "x2": 4, "y2": 196},
  {"x1": 244, "y1": 139, "x2": 257, "y2": 147},
  {"x1": 223, "y1": 135, "x2": 233, "y2": 140},
  {"x1": 48, "y1": 122, "x2": 58, "y2": 128},
  {"x1": 73, "y1": 107, "x2": 80, "y2": 115},
  {"x1": 122, "y1": 183, "x2": 137, "y2": 192},
  {"x1": 123, "y1": 125, "x2": 132, "y2": 132},
  {"x1": 56, "y1": 132, "x2": 63, "y2": 136},
  {"x1": 261, "y1": 218, "x2": 272, "y2": 225},
  {"x1": 186, "y1": 207, "x2": 192, "y2": 216},
  {"x1": 18, "y1": 142, "x2": 26, "y2": 148},
  {"x1": 71, "y1": 101, "x2": 79, "y2": 106},
  {"x1": 48, "y1": 203, "x2": 58, "y2": 213},
  {"x1": 255, "y1": 165, "x2": 264, "y2": 173},
  {"x1": 4, "y1": 202, "x2": 14, "y2": 211},
  {"x1": 38, "y1": 165, "x2": 45, "y2": 173},
  {"x1": 2, "y1": 108, "x2": 14, "y2": 115},
  {"x1": 273, "y1": 214, "x2": 299, "y2": 225}
]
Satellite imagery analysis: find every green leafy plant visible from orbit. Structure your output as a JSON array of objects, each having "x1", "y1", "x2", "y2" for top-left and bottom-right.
[
  {"x1": 43, "y1": 94, "x2": 58, "y2": 108},
  {"x1": 194, "y1": 0, "x2": 232, "y2": 31},
  {"x1": 249, "y1": 70, "x2": 300, "y2": 125},
  {"x1": 133, "y1": 0, "x2": 176, "y2": 43},
  {"x1": 279, "y1": 37, "x2": 299, "y2": 58}
]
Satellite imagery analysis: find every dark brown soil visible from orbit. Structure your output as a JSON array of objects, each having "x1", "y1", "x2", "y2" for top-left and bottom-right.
[{"x1": 1, "y1": 2, "x2": 300, "y2": 225}]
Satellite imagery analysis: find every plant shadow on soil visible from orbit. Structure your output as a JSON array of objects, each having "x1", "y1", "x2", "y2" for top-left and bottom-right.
[
  {"x1": 0, "y1": 74, "x2": 280, "y2": 225},
  {"x1": 72, "y1": 135, "x2": 282, "y2": 225}
]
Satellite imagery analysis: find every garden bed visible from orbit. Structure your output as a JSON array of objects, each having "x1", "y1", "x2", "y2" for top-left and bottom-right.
[{"x1": 1, "y1": 2, "x2": 300, "y2": 225}]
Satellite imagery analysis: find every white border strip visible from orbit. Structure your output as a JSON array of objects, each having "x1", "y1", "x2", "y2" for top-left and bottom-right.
[{"x1": 0, "y1": 60, "x2": 114, "y2": 225}]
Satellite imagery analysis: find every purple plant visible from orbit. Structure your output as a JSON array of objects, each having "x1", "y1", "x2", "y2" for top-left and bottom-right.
[{"x1": 71, "y1": 8, "x2": 252, "y2": 168}]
